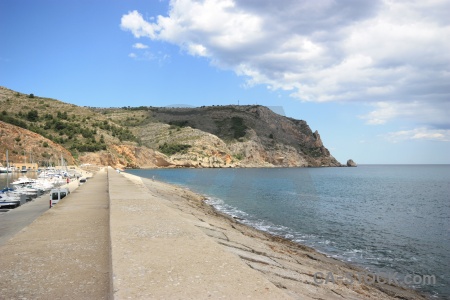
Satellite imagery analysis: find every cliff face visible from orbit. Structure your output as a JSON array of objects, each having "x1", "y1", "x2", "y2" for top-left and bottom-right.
[
  {"x1": 0, "y1": 86, "x2": 342, "y2": 168},
  {"x1": 141, "y1": 105, "x2": 341, "y2": 167},
  {"x1": 77, "y1": 145, "x2": 170, "y2": 169}
]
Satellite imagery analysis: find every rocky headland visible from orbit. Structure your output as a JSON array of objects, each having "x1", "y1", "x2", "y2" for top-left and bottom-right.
[{"x1": 1, "y1": 86, "x2": 344, "y2": 169}]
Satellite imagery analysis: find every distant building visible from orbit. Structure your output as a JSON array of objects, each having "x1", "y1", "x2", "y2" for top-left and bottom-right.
[{"x1": 10, "y1": 162, "x2": 39, "y2": 172}]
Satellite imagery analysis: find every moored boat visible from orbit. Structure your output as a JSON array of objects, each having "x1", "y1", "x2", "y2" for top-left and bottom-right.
[{"x1": 0, "y1": 166, "x2": 14, "y2": 173}]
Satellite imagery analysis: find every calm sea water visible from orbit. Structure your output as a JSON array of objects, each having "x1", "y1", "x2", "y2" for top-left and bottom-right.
[
  {"x1": 0, "y1": 172, "x2": 38, "y2": 189},
  {"x1": 113, "y1": 166, "x2": 449, "y2": 297}
]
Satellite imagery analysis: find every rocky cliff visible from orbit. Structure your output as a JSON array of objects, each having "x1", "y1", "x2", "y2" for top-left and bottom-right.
[
  {"x1": 1, "y1": 86, "x2": 342, "y2": 168},
  {"x1": 137, "y1": 105, "x2": 341, "y2": 167}
]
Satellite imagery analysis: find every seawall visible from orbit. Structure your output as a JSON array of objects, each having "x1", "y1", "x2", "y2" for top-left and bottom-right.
[
  {"x1": 108, "y1": 167, "x2": 291, "y2": 299},
  {"x1": 0, "y1": 167, "x2": 290, "y2": 299},
  {"x1": 0, "y1": 167, "x2": 426, "y2": 299}
]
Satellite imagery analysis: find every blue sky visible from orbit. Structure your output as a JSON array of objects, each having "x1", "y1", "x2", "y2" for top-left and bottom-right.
[{"x1": 1, "y1": 0, "x2": 449, "y2": 164}]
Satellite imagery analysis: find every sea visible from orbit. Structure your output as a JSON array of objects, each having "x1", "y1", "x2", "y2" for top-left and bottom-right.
[
  {"x1": 0, "y1": 172, "x2": 38, "y2": 189},
  {"x1": 127, "y1": 165, "x2": 450, "y2": 299}
]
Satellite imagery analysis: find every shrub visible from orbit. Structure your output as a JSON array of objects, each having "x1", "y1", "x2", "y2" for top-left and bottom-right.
[
  {"x1": 231, "y1": 117, "x2": 247, "y2": 139},
  {"x1": 233, "y1": 153, "x2": 244, "y2": 160},
  {"x1": 57, "y1": 111, "x2": 68, "y2": 120},
  {"x1": 169, "y1": 120, "x2": 189, "y2": 127},
  {"x1": 0, "y1": 114, "x2": 28, "y2": 129},
  {"x1": 159, "y1": 143, "x2": 191, "y2": 156},
  {"x1": 27, "y1": 110, "x2": 39, "y2": 122}
]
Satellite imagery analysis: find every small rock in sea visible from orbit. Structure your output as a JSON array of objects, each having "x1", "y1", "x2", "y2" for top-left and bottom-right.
[{"x1": 347, "y1": 159, "x2": 357, "y2": 167}]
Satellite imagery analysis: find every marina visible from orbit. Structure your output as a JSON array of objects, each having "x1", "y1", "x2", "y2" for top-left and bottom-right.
[
  {"x1": 1, "y1": 148, "x2": 82, "y2": 209},
  {"x1": 0, "y1": 166, "x2": 81, "y2": 210}
]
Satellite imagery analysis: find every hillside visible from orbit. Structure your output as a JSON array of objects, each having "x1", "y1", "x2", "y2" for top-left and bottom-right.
[
  {"x1": 0, "y1": 86, "x2": 342, "y2": 168},
  {"x1": 0, "y1": 121, "x2": 75, "y2": 166},
  {"x1": 0, "y1": 87, "x2": 159, "y2": 168},
  {"x1": 147, "y1": 105, "x2": 340, "y2": 167},
  {"x1": 94, "y1": 105, "x2": 341, "y2": 167}
]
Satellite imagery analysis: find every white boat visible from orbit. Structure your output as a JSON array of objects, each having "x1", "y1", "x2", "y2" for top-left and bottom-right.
[
  {"x1": 32, "y1": 179, "x2": 56, "y2": 191},
  {"x1": 0, "y1": 194, "x2": 22, "y2": 208},
  {"x1": 11, "y1": 176, "x2": 36, "y2": 186},
  {"x1": 0, "y1": 188, "x2": 31, "y2": 207},
  {"x1": 0, "y1": 166, "x2": 14, "y2": 173},
  {"x1": 0, "y1": 151, "x2": 36, "y2": 207}
]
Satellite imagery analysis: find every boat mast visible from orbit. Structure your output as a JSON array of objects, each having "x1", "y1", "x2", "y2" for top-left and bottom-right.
[{"x1": 6, "y1": 150, "x2": 9, "y2": 188}]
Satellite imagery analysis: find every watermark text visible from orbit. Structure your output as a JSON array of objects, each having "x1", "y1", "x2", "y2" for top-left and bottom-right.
[{"x1": 313, "y1": 271, "x2": 436, "y2": 286}]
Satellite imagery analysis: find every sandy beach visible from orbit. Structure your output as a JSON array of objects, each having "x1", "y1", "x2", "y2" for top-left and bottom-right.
[{"x1": 120, "y1": 171, "x2": 427, "y2": 300}]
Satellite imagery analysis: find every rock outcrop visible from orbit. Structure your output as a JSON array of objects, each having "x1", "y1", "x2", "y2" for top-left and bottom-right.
[
  {"x1": 78, "y1": 145, "x2": 171, "y2": 170},
  {"x1": 347, "y1": 159, "x2": 357, "y2": 167},
  {"x1": 144, "y1": 105, "x2": 342, "y2": 168}
]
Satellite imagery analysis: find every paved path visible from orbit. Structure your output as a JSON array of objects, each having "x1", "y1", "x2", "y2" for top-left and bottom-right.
[
  {"x1": 0, "y1": 167, "x2": 291, "y2": 299},
  {"x1": 109, "y1": 168, "x2": 291, "y2": 299},
  {"x1": 0, "y1": 169, "x2": 110, "y2": 299}
]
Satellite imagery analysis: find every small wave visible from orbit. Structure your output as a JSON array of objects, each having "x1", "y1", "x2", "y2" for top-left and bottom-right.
[
  {"x1": 205, "y1": 196, "x2": 325, "y2": 251},
  {"x1": 205, "y1": 197, "x2": 249, "y2": 219}
]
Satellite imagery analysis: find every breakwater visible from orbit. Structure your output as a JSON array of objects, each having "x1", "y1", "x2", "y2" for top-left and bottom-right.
[{"x1": 0, "y1": 167, "x2": 427, "y2": 299}]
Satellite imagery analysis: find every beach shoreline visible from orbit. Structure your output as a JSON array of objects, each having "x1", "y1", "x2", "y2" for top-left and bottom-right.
[{"x1": 121, "y1": 171, "x2": 429, "y2": 300}]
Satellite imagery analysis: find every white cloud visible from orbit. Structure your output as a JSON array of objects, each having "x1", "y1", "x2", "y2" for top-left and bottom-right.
[
  {"x1": 120, "y1": 10, "x2": 159, "y2": 39},
  {"x1": 360, "y1": 101, "x2": 450, "y2": 127},
  {"x1": 360, "y1": 102, "x2": 398, "y2": 125},
  {"x1": 133, "y1": 43, "x2": 148, "y2": 49},
  {"x1": 120, "y1": 0, "x2": 450, "y2": 128},
  {"x1": 383, "y1": 128, "x2": 450, "y2": 143},
  {"x1": 128, "y1": 51, "x2": 159, "y2": 62}
]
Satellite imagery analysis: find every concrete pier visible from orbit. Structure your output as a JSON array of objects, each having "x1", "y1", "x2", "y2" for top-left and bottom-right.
[
  {"x1": 108, "y1": 168, "x2": 290, "y2": 299},
  {"x1": 0, "y1": 168, "x2": 290, "y2": 299},
  {"x1": 0, "y1": 167, "x2": 427, "y2": 300}
]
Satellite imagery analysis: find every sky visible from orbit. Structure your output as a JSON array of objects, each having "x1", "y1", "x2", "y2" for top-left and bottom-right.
[{"x1": 0, "y1": 0, "x2": 449, "y2": 164}]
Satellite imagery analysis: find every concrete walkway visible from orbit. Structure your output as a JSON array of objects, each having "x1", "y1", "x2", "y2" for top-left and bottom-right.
[
  {"x1": 109, "y1": 168, "x2": 291, "y2": 299},
  {"x1": 0, "y1": 169, "x2": 110, "y2": 299},
  {"x1": 0, "y1": 167, "x2": 291, "y2": 299}
]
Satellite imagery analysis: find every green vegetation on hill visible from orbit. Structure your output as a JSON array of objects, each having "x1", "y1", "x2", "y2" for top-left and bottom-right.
[
  {"x1": 0, "y1": 89, "x2": 140, "y2": 156},
  {"x1": 0, "y1": 109, "x2": 109, "y2": 154},
  {"x1": 230, "y1": 117, "x2": 248, "y2": 139},
  {"x1": 158, "y1": 143, "x2": 191, "y2": 156}
]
